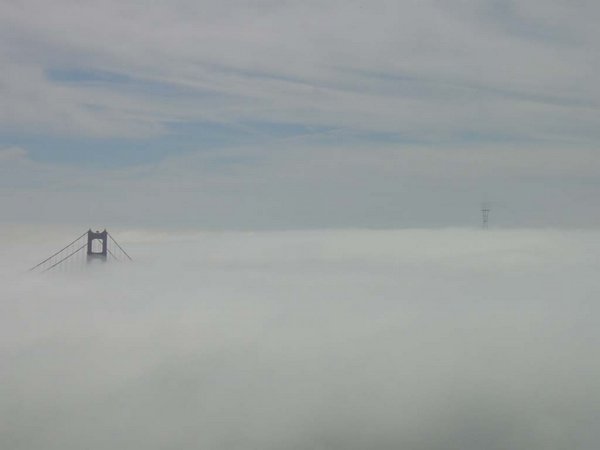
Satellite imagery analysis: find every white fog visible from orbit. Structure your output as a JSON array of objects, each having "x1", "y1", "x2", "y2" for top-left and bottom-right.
[{"x1": 1, "y1": 228, "x2": 599, "y2": 449}]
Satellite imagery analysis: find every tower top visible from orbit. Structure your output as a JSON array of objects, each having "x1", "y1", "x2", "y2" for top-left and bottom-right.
[{"x1": 87, "y1": 229, "x2": 108, "y2": 261}]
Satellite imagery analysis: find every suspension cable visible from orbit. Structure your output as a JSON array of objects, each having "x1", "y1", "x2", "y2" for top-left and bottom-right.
[
  {"x1": 42, "y1": 243, "x2": 87, "y2": 273},
  {"x1": 107, "y1": 248, "x2": 119, "y2": 261},
  {"x1": 28, "y1": 231, "x2": 88, "y2": 272},
  {"x1": 108, "y1": 233, "x2": 133, "y2": 261}
]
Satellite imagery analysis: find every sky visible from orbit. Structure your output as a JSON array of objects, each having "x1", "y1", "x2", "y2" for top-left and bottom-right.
[
  {"x1": 3, "y1": 4, "x2": 600, "y2": 447},
  {"x1": 1, "y1": 0, "x2": 600, "y2": 229},
  {"x1": 2, "y1": 228, "x2": 600, "y2": 449}
]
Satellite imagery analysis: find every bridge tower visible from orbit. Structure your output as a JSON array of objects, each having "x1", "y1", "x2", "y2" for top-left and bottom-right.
[
  {"x1": 87, "y1": 229, "x2": 108, "y2": 262},
  {"x1": 28, "y1": 228, "x2": 132, "y2": 273}
]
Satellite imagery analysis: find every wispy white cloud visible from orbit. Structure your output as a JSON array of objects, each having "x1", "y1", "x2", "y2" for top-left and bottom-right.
[
  {"x1": 2, "y1": 0, "x2": 600, "y2": 141},
  {"x1": 0, "y1": 146, "x2": 28, "y2": 161},
  {"x1": 1, "y1": 1, "x2": 600, "y2": 228}
]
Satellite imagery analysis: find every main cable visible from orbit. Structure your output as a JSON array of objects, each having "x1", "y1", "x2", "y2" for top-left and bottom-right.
[
  {"x1": 107, "y1": 233, "x2": 133, "y2": 261},
  {"x1": 42, "y1": 243, "x2": 87, "y2": 273},
  {"x1": 28, "y1": 231, "x2": 88, "y2": 272}
]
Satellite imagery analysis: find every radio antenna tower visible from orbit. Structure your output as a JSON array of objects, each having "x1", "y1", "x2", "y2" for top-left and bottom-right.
[{"x1": 481, "y1": 203, "x2": 490, "y2": 229}]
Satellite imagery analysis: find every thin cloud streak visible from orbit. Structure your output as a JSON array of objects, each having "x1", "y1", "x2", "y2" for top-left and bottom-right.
[
  {"x1": 2, "y1": 1, "x2": 600, "y2": 228},
  {"x1": 2, "y1": 0, "x2": 600, "y2": 141}
]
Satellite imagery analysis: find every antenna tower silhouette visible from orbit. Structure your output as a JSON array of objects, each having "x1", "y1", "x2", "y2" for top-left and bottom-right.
[{"x1": 481, "y1": 204, "x2": 490, "y2": 229}]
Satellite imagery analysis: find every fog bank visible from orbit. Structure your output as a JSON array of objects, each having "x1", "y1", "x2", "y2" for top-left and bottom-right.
[{"x1": 1, "y1": 229, "x2": 600, "y2": 449}]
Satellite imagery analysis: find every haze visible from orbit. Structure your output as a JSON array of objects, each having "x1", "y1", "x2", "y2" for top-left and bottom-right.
[
  {"x1": 2, "y1": 228, "x2": 600, "y2": 449},
  {"x1": 2, "y1": 1, "x2": 600, "y2": 448}
]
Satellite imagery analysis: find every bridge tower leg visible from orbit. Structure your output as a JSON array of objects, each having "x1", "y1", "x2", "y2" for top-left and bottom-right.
[{"x1": 87, "y1": 229, "x2": 108, "y2": 262}]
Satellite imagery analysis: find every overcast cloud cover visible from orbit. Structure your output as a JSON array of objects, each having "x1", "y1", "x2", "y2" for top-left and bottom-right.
[{"x1": 1, "y1": 0, "x2": 600, "y2": 227}]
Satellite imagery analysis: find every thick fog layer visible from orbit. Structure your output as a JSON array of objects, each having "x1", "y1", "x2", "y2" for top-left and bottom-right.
[{"x1": 2, "y1": 228, "x2": 600, "y2": 449}]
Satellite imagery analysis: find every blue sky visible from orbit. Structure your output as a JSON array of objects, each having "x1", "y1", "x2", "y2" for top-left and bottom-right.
[{"x1": 1, "y1": 0, "x2": 600, "y2": 228}]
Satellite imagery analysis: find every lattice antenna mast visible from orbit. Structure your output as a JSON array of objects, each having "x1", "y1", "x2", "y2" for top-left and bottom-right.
[{"x1": 481, "y1": 204, "x2": 491, "y2": 229}]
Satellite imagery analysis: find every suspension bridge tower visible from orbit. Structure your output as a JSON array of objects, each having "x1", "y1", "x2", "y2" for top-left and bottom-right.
[
  {"x1": 87, "y1": 229, "x2": 108, "y2": 262},
  {"x1": 28, "y1": 228, "x2": 132, "y2": 273}
]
